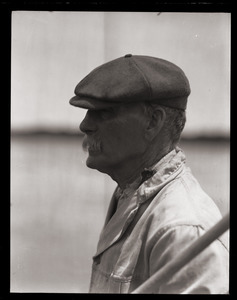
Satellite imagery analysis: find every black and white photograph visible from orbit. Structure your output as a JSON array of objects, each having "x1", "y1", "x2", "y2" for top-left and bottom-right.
[{"x1": 11, "y1": 11, "x2": 230, "y2": 294}]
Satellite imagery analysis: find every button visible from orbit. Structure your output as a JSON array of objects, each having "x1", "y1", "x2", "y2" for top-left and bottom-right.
[{"x1": 124, "y1": 54, "x2": 132, "y2": 58}]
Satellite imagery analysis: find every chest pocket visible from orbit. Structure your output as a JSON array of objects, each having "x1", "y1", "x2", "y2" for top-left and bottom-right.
[
  {"x1": 89, "y1": 263, "x2": 132, "y2": 293},
  {"x1": 89, "y1": 236, "x2": 142, "y2": 293}
]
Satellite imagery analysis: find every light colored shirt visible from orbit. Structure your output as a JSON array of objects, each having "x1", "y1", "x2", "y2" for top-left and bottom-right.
[{"x1": 89, "y1": 148, "x2": 229, "y2": 294}]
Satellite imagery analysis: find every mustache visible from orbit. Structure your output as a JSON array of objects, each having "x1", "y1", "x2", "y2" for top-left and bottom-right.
[{"x1": 82, "y1": 135, "x2": 102, "y2": 153}]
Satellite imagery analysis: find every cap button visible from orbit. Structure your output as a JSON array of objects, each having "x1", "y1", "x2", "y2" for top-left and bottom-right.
[{"x1": 124, "y1": 54, "x2": 132, "y2": 58}]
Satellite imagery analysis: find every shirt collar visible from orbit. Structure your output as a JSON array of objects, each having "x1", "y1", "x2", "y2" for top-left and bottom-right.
[
  {"x1": 114, "y1": 147, "x2": 186, "y2": 206},
  {"x1": 137, "y1": 147, "x2": 186, "y2": 204}
]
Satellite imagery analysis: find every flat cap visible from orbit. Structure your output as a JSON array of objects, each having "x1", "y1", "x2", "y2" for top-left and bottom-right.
[{"x1": 69, "y1": 54, "x2": 191, "y2": 110}]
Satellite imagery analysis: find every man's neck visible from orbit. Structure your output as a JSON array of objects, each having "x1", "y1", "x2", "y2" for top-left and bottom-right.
[{"x1": 109, "y1": 144, "x2": 173, "y2": 190}]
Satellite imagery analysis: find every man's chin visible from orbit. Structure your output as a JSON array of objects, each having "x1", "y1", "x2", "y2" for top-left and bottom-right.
[
  {"x1": 86, "y1": 155, "x2": 110, "y2": 174},
  {"x1": 86, "y1": 155, "x2": 102, "y2": 170},
  {"x1": 86, "y1": 156, "x2": 96, "y2": 168}
]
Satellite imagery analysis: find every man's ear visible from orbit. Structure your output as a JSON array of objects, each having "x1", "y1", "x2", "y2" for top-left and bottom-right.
[{"x1": 145, "y1": 106, "x2": 166, "y2": 141}]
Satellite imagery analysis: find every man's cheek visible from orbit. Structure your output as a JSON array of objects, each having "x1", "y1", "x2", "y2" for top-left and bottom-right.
[{"x1": 103, "y1": 138, "x2": 119, "y2": 154}]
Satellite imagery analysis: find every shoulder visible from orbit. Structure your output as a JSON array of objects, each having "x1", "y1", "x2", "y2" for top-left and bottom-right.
[{"x1": 144, "y1": 168, "x2": 223, "y2": 238}]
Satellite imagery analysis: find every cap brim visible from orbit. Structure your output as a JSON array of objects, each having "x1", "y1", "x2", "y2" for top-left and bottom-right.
[{"x1": 69, "y1": 96, "x2": 121, "y2": 110}]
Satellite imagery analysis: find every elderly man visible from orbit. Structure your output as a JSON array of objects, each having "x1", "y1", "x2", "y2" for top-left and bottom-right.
[{"x1": 69, "y1": 54, "x2": 229, "y2": 294}]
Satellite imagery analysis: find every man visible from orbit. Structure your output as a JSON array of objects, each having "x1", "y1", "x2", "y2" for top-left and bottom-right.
[{"x1": 69, "y1": 54, "x2": 229, "y2": 294}]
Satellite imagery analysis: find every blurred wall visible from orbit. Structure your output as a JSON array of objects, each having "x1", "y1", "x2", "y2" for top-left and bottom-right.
[{"x1": 11, "y1": 11, "x2": 230, "y2": 137}]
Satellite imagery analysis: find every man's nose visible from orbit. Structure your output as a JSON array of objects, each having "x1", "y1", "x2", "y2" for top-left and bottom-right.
[{"x1": 79, "y1": 110, "x2": 98, "y2": 134}]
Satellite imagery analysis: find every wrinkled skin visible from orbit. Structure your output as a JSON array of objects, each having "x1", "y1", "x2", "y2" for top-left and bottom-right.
[{"x1": 79, "y1": 103, "x2": 149, "y2": 181}]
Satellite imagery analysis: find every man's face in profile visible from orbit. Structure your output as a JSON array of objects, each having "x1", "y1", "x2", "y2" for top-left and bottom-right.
[{"x1": 79, "y1": 103, "x2": 149, "y2": 175}]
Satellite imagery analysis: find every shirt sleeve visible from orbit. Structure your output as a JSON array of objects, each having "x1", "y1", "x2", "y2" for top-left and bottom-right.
[{"x1": 149, "y1": 225, "x2": 229, "y2": 294}]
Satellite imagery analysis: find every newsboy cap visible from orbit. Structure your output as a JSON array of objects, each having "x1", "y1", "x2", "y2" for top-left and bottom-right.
[{"x1": 69, "y1": 54, "x2": 191, "y2": 110}]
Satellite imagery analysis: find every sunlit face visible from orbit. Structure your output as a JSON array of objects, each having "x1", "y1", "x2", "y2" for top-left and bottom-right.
[{"x1": 79, "y1": 103, "x2": 149, "y2": 175}]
